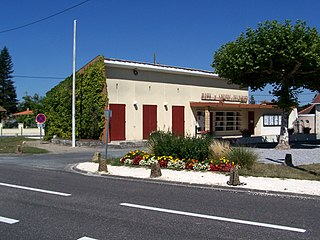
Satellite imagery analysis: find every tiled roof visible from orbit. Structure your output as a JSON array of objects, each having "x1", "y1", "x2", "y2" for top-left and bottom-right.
[
  {"x1": 298, "y1": 93, "x2": 320, "y2": 114},
  {"x1": 12, "y1": 109, "x2": 34, "y2": 116},
  {"x1": 312, "y1": 93, "x2": 320, "y2": 104},
  {"x1": 298, "y1": 104, "x2": 314, "y2": 114}
]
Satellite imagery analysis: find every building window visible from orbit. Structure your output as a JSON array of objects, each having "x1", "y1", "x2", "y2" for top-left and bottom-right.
[
  {"x1": 263, "y1": 114, "x2": 281, "y2": 126},
  {"x1": 196, "y1": 111, "x2": 205, "y2": 131},
  {"x1": 214, "y1": 111, "x2": 241, "y2": 131}
]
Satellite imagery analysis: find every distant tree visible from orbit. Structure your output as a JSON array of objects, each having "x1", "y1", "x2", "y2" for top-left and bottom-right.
[
  {"x1": 18, "y1": 93, "x2": 44, "y2": 113},
  {"x1": 0, "y1": 47, "x2": 17, "y2": 118},
  {"x1": 17, "y1": 93, "x2": 45, "y2": 127},
  {"x1": 213, "y1": 20, "x2": 320, "y2": 149}
]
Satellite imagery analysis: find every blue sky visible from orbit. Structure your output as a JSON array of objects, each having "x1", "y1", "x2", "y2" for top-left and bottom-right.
[{"x1": 0, "y1": 0, "x2": 319, "y2": 105}]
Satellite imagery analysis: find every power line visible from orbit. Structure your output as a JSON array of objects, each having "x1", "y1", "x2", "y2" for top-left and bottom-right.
[{"x1": 0, "y1": 0, "x2": 91, "y2": 34}]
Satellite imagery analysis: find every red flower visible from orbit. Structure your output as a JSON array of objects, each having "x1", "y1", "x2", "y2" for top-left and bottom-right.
[
  {"x1": 133, "y1": 156, "x2": 143, "y2": 165},
  {"x1": 158, "y1": 159, "x2": 168, "y2": 168},
  {"x1": 185, "y1": 162, "x2": 194, "y2": 170}
]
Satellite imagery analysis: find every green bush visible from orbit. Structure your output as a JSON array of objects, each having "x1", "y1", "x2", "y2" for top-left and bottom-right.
[
  {"x1": 226, "y1": 147, "x2": 258, "y2": 170},
  {"x1": 147, "y1": 131, "x2": 212, "y2": 161},
  {"x1": 44, "y1": 56, "x2": 107, "y2": 140}
]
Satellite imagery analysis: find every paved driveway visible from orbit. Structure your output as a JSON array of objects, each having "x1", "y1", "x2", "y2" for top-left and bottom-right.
[{"x1": 252, "y1": 142, "x2": 320, "y2": 165}]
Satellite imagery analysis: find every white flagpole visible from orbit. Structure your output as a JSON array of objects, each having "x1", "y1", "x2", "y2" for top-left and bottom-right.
[{"x1": 72, "y1": 20, "x2": 77, "y2": 147}]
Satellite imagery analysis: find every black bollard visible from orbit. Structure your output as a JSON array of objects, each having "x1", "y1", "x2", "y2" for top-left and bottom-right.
[{"x1": 284, "y1": 154, "x2": 293, "y2": 166}]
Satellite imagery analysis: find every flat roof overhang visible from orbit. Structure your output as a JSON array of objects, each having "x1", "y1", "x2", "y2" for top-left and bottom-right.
[
  {"x1": 104, "y1": 58, "x2": 219, "y2": 78},
  {"x1": 190, "y1": 102, "x2": 277, "y2": 109}
]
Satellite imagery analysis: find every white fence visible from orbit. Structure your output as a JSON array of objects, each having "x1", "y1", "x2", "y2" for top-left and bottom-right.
[{"x1": 0, "y1": 123, "x2": 44, "y2": 137}]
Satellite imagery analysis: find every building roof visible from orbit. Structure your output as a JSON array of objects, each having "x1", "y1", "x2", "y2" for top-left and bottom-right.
[
  {"x1": 312, "y1": 93, "x2": 320, "y2": 104},
  {"x1": 12, "y1": 109, "x2": 34, "y2": 116},
  {"x1": 298, "y1": 93, "x2": 320, "y2": 114},
  {"x1": 298, "y1": 105, "x2": 314, "y2": 114},
  {"x1": 0, "y1": 106, "x2": 6, "y2": 112},
  {"x1": 104, "y1": 58, "x2": 219, "y2": 78}
]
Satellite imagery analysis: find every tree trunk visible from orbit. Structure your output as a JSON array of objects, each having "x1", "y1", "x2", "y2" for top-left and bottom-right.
[{"x1": 275, "y1": 109, "x2": 290, "y2": 150}]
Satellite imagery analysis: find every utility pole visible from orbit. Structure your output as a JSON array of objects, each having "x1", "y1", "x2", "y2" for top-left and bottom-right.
[{"x1": 72, "y1": 20, "x2": 77, "y2": 147}]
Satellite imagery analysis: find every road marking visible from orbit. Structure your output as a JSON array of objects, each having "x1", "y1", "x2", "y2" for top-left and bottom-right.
[
  {"x1": 120, "y1": 203, "x2": 306, "y2": 233},
  {"x1": 0, "y1": 182, "x2": 71, "y2": 197},
  {"x1": 0, "y1": 216, "x2": 19, "y2": 224},
  {"x1": 77, "y1": 237, "x2": 98, "y2": 240}
]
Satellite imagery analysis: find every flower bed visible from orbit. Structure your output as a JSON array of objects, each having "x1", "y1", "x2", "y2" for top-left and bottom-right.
[{"x1": 120, "y1": 150, "x2": 235, "y2": 172}]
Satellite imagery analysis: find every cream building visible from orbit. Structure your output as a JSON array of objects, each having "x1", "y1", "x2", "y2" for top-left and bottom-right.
[{"x1": 104, "y1": 58, "x2": 297, "y2": 141}]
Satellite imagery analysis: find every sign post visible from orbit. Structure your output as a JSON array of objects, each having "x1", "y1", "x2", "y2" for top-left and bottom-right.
[
  {"x1": 36, "y1": 114, "x2": 46, "y2": 144},
  {"x1": 104, "y1": 110, "x2": 112, "y2": 160}
]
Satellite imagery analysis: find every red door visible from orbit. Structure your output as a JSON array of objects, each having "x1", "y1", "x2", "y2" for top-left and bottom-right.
[
  {"x1": 109, "y1": 104, "x2": 126, "y2": 141},
  {"x1": 172, "y1": 106, "x2": 185, "y2": 136},
  {"x1": 248, "y1": 111, "x2": 254, "y2": 135},
  {"x1": 143, "y1": 105, "x2": 157, "y2": 139}
]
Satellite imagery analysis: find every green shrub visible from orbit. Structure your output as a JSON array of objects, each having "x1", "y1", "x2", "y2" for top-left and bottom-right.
[
  {"x1": 147, "y1": 131, "x2": 212, "y2": 161},
  {"x1": 44, "y1": 56, "x2": 107, "y2": 140},
  {"x1": 226, "y1": 147, "x2": 258, "y2": 170}
]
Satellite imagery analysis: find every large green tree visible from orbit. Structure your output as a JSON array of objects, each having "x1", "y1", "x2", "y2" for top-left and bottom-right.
[
  {"x1": 213, "y1": 20, "x2": 320, "y2": 149},
  {"x1": 0, "y1": 47, "x2": 17, "y2": 118}
]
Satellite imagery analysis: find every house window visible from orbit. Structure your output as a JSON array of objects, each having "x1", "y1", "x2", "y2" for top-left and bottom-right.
[
  {"x1": 196, "y1": 111, "x2": 205, "y2": 131},
  {"x1": 263, "y1": 114, "x2": 281, "y2": 126},
  {"x1": 214, "y1": 111, "x2": 241, "y2": 131}
]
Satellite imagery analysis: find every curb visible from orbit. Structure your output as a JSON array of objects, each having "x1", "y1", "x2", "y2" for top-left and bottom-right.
[{"x1": 71, "y1": 163, "x2": 320, "y2": 200}]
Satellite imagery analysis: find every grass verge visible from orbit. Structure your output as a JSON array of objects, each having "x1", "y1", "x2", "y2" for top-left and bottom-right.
[
  {"x1": 0, "y1": 137, "x2": 48, "y2": 154},
  {"x1": 239, "y1": 163, "x2": 320, "y2": 181}
]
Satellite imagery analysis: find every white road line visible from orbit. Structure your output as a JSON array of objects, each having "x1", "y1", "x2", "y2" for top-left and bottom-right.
[
  {"x1": 0, "y1": 182, "x2": 71, "y2": 197},
  {"x1": 120, "y1": 203, "x2": 306, "y2": 233},
  {"x1": 77, "y1": 237, "x2": 98, "y2": 240},
  {"x1": 0, "y1": 216, "x2": 19, "y2": 224}
]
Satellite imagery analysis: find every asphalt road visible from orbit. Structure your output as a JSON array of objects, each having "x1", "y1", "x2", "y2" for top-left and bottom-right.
[
  {"x1": 0, "y1": 148, "x2": 134, "y2": 171},
  {"x1": 1, "y1": 163, "x2": 319, "y2": 240}
]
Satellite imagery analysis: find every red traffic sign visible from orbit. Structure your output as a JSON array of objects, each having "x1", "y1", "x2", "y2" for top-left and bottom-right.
[{"x1": 36, "y1": 113, "x2": 47, "y2": 124}]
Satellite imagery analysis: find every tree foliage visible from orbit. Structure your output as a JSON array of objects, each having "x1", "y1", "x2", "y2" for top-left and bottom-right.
[
  {"x1": 0, "y1": 47, "x2": 17, "y2": 117},
  {"x1": 212, "y1": 20, "x2": 320, "y2": 148},
  {"x1": 213, "y1": 20, "x2": 320, "y2": 106},
  {"x1": 44, "y1": 56, "x2": 107, "y2": 140},
  {"x1": 18, "y1": 93, "x2": 44, "y2": 113},
  {"x1": 17, "y1": 93, "x2": 45, "y2": 127}
]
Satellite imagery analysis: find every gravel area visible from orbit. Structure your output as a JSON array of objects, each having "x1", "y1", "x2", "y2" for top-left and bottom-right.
[{"x1": 253, "y1": 144, "x2": 320, "y2": 166}]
